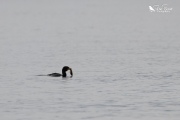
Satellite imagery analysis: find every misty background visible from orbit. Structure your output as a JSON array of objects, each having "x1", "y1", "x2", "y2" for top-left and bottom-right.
[{"x1": 0, "y1": 0, "x2": 180, "y2": 120}]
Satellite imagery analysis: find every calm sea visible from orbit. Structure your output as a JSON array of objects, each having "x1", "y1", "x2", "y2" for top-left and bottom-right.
[{"x1": 0, "y1": 1, "x2": 180, "y2": 120}]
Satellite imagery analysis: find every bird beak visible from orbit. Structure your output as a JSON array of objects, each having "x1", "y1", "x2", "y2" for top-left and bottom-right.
[{"x1": 69, "y1": 68, "x2": 73, "y2": 77}]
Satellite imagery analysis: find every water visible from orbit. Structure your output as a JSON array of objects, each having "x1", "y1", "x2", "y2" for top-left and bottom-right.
[{"x1": 1, "y1": 0, "x2": 180, "y2": 120}]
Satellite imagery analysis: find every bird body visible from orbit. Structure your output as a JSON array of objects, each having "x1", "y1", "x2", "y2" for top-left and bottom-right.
[
  {"x1": 48, "y1": 66, "x2": 73, "y2": 77},
  {"x1": 48, "y1": 73, "x2": 62, "y2": 77}
]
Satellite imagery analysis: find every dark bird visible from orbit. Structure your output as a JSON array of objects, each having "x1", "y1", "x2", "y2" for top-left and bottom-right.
[{"x1": 48, "y1": 66, "x2": 73, "y2": 77}]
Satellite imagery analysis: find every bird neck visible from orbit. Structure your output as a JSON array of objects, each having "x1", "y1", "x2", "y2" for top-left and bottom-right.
[{"x1": 62, "y1": 71, "x2": 66, "y2": 77}]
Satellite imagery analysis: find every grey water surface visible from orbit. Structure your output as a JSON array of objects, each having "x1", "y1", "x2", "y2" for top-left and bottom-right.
[{"x1": 1, "y1": 0, "x2": 180, "y2": 120}]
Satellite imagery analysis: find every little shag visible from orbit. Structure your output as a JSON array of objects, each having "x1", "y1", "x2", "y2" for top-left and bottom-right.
[{"x1": 48, "y1": 66, "x2": 73, "y2": 77}]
